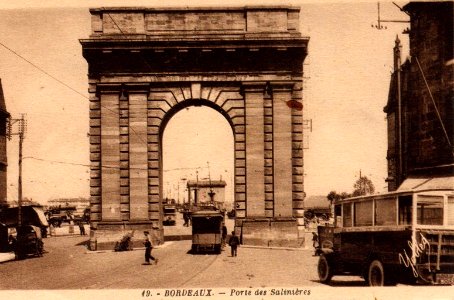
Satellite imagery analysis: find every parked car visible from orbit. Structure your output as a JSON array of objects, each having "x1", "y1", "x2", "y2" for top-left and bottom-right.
[
  {"x1": 163, "y1": 205, "x2": 177, "y2": 226},
  {"x1": 14, "y1": 225, "x2": 44, "y2": 259}
]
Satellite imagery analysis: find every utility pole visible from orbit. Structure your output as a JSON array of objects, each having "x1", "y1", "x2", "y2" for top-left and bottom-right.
[
  {"x1": 394, "y1": 36, "x2": 403, "y2": 186},
  {"x1": 6, "y1": 114, "x2": 27, "y2": 226}
]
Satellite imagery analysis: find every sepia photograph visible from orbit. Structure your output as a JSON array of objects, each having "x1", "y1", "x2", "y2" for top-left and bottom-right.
[{"x1": 0, "y1": 0, "x2": 453, "y2": 299}]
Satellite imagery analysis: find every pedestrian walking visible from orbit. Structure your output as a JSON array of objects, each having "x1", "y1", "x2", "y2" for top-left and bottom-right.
[
  {"x1": 143, "y1": 231, "x2": 158, "y2": 265},
  {"x1": 312, "y1": 232, "x2": 319, "y2": 256},
  {"x1": 183, "y1": 211, "x2": 189, "y2": 227},
  {"x1": 221, "y1": 225, "x2": 227, "y2": 249},
  {"x1": 228, "y1": 230, "x2": 240, "y2": 257},
  {"x1": 78, "y1": 221, "x2": 86, "y2": 235}
]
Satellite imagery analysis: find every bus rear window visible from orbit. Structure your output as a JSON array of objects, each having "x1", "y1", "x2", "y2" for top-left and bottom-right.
[{"x1": 417, "y1": 195, "x2": 443, "y2": 225}]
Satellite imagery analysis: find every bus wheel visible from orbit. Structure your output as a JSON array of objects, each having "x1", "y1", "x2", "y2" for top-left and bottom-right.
[
  {"x1": 318, "y1": 254, "x2": 333, "y2": 284},
  {"x1": 368, "y1": 260, "x2": 384, "y2": 286}
]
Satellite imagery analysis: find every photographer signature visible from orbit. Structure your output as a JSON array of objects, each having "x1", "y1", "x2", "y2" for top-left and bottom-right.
[{"x1": 398, "y1": 233, "x2": 430, "y2": 277}]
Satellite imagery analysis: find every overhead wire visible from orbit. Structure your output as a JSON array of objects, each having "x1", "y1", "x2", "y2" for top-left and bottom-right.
[
  {"x1": 0, "y1": 16, "x2": 152, "y2": 157},
  {"x1": 22, "y1": 156, "x2": 207, "y2": 172}
]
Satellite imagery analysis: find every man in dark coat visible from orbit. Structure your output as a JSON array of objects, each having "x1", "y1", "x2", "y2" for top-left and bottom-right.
[
  {"x1": 143, "y1": 231, "x2": 158, "y2": 265},
  {"x1": 221, "y1": 225, "x2": 228, "y2": 248},
  {"x1": 78, "y1": 221, "x2": 86, "y2": 235},
  {"x1": 228, "y1": 230, "x2": 240, "y2": 257}
]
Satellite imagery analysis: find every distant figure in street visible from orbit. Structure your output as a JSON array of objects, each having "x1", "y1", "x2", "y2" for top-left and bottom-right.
[
  {"x1": 312, "y1": 232, "x2": 319, "y2": 255},
  {"x1": 183, "y1": 211, "x2": 189, "y2": 227},
  {"x1": 143, "y1": 231, "x2": 158, "y2": 265},
  {"x1": 8, "y1": 235, "x2": 16, "y2": 253},
  {"x1": 228, "y1": 230, "x2": 240, "y2": 257},
  {"x1": 78, "y1": 221, "x2": 86, "y2": 235},
  {"x1": 221, "y1": 225, "x2": 227, "y2": 248}
]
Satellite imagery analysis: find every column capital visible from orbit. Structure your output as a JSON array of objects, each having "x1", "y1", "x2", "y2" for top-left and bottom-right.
[
  {"x1": 123, "y1": 82, "x2": 151, "y2": 95},
  {"x1": 269, "y1": 81, "x2": 296, "y2": 93},
  {"x1": 96, "y1": 83, "x2": 122, "y2": 97},
  {"x1": 240, "y1": 81, "x2": 267, "y2": 95}
]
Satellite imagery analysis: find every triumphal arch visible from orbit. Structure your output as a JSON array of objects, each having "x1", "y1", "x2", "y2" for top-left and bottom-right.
[{"x1": 81, "y1": 6, "x2": 308, "y2": 249}]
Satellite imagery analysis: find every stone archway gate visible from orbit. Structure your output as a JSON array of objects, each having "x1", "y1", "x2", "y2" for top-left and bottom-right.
[{"x1": 81, "y1": 6, "x2": 308, "y2": 249}]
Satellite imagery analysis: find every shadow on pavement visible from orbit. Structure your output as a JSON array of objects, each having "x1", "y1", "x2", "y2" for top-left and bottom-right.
[
  {"x1": 75, "y1": 239, "x2": 90, "y2": 247},
  {"x1": 186, "y1": 249, "x2": 222, "y2": 256},
  {"x1": 310, "y1": 279, "x2": 367, "y2": 287}
]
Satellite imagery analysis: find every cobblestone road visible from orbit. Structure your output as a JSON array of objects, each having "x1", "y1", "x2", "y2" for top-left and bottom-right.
[{"x1": 0, "y1": 234, "x2": 324, "y2": 289}]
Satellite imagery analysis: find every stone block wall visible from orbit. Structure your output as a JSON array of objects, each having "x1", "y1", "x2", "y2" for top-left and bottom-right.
[
  {"x1": 89, "y1": 7, "x2": 301, "y2": 37},
  {"x1": 404, "y1": 3, "x2": 453, "y2": 171}
]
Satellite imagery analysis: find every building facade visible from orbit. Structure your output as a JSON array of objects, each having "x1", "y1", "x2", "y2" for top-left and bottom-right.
[
  {"x1": 81, "y1": 7, "x2": 308, "y2": 249},
  {"x1": 385, "y1": 1, "x2": 454, "y2": 191},
  {"x1": 186, "y1": 180, "x2": 226, "y2": 208}
]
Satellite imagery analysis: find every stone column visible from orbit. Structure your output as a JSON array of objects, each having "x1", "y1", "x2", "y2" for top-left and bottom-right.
[
  {"x1": 98, "y1": 83, "x2": 122, "y2": 221},
  {"x1": 126, "y1": 83, "x2": 150, "y2": 220},
  {"x1": 271, "y1": 82, "x2": 294, "y2": 218},
  {"x1": 242, "y1": 82, "x2": 266, "y2": 218}
]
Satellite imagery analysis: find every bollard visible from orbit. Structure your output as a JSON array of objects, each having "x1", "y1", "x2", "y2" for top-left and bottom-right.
[
  {"x1": 49, "y1": 225, "x2": 56, "y2": 236},
  {"x1": 89, "y1": 238, "x2": 97, "y2": 251}
]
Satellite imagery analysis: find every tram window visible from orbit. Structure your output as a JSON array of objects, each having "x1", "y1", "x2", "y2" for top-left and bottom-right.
[
  {"x1": 334, "y1": 205, "x2": 342, "y2": 217},
  {"x1": 343, "y1": 203, "x2": 352, "y2": 227},
  {"x1": 375, "y1": 198, "x2": 397, "y2": 226},
  {"x1": 448, "y1": 196, "x2": 454, "y2": 225},
  {"x1": 354, "y1": 200, "x2": 373, "y2": 226},
  {"x1": 334, "y1": 205, "x2": 342, "y2": 227},
  {"x1": 398, "y1": 196, "x2": 412, "y2": 225},
  {"x1": 417, "y1": 195, "x2": 443, "y2": 225}
]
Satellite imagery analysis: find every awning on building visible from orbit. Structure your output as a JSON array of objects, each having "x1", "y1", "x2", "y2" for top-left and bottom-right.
[
  {"x1": 0, "y1": 206, "x2": 49, "y2": 227},
  {"x1": 397, "y1": 175, "x2": 454, "y2": 192}
]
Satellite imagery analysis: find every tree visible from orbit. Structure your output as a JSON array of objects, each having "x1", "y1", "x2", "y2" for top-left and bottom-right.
[
  {"x1": 327, "y1": 191, "x2": 351, "y2": 216},
  {"x1": 327, "y1": 191, "x2": 351, "y2": 204},
  {"x1": 352, "y1": 176, "x2": 375, "y2": 196}
]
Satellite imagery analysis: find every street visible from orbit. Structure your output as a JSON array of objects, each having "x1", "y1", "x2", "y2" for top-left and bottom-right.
[
  {"x1": 2, "y1": 228, "x2": 453, "y2": 300},
  {"x1": 0, "y1": 233, "x2": 323, "y2": 289},
  {"x1": 0, "y1": 213, "x2": 380, "y2": 290}
]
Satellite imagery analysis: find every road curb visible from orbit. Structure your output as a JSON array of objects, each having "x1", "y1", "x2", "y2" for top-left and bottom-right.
[{"x1": 241, "y1": 245, "x2": 310, "y2": 251}]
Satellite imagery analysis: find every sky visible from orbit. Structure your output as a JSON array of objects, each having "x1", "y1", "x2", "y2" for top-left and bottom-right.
[{"x1": 0, "y1": 0, "x2": 410, "y2": 204}]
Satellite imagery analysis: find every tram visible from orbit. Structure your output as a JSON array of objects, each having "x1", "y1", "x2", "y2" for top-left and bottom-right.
[{"x1": 191, "y1": 210, "x2": 224, "y2": 254}]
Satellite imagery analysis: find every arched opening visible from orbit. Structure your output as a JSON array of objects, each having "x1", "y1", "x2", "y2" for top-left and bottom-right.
[{"x1": 161, "y1": 100, "x2": 235, "y2": 239}]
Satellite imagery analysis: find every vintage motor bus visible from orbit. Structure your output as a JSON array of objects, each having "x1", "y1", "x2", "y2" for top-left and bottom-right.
[
  {"x1": 191, "y1": 210, "x2": 223, "y2": 254},
  {"x1": 317, "y1": 179, "x2": 454, "y2": 286},
  {"x1": 163, "y1": 205, "x2": 177, "y2": 226}
]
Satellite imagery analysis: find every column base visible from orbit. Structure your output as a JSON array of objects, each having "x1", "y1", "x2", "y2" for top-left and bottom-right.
[
  {"x1": 89, "y1": 221, "x2": 163, "y2": 251},
  {"x1": 239, "y1": 218, "x2": 304, "y2": 248}
]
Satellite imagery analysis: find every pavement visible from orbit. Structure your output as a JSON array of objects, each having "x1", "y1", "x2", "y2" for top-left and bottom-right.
[
  {"x1": 1, "y1": 214, "x2": 313, "y2": 263},
  {"x1": 0, "y1": 252, "x2": 15, "y2": 263}
]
